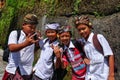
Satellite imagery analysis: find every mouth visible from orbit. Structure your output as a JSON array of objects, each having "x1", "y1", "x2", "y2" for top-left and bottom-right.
[
  {"x1": 62, "y1": 41, "x2": 69, "y2": 44},
  {"x1": 81, "y1": 33, "x2": 86, "y2": 37}
]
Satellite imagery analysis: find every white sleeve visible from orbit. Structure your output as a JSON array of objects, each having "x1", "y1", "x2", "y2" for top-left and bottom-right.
[
  {"x1": 39, "y1": 38, "x2": 48, "y2": 48},
  {"x1": 8, "y1": 30, "x2": 17, "y2": 45},
  {"x1": 97, "y1": 34, "x2": 113, "y2": 56}
]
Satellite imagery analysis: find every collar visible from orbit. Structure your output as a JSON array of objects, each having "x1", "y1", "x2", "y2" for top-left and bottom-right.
[
  {"x1": 49, "y1": 38, "x2": 57, "y2": 44},
  {"x1": 64, "y1": 41, "x2": 75, "y2": 50},
  {"x1": 87, "y1": 32, "x2": 94, "y2": 42},
  {"x1": 21, "y1": 30, "x2": 26, "y2": 37},
  {"x1": 48, "y1": 39, "x2": 59, "y2": 46},
  {"x1": 85, "y1": 32, "x2": 94, "y2": 43}
]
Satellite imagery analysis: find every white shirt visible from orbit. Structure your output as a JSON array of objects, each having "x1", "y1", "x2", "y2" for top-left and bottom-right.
[
  {"x1": 84, "y1": 32, "x2": 113, "y2": 80},
  {"x1": 34, "y1": 38, "x2": 59, "y2": 80},
  {"x1": 6, "y1": 30, "x2": 35, "y2": 75}
]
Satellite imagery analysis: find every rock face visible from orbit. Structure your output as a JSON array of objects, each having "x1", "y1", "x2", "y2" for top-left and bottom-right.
[{"x1": 92, "y1": 13, "x2": 120, "y2": 79}]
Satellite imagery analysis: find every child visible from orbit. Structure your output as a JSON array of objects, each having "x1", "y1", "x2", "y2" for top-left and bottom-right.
[
  {"x1": 32, "y1": 22, "x2": 61, "y2": 80},
  {"x1": 53, "y1": 26, "x2": 86, "y2": 80},
  {"x1": 75, "y1": 15, "x2": 115, "y2": 80},
  {"x1": 2, "y1": 13, "x2": 40, "y2": 80}
]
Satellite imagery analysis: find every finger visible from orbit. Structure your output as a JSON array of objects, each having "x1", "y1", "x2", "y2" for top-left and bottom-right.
[
  {"x1": 27, "y1": 33, "x2": 32, "y2": 38},
  {"x1": 34, "y1": 40, "x2": 39, "y2": 43},
  {"x1": 50, "y1": 44, "x2": 54, "y2": 49},
  {"x1": 60, "y1": 48, "x2": 63, "y2": 53},
  {"x1": 31, "y1": 33, "x2": 37, "y2": 38},
  {"x1": 38, "y1": 36, "x2": 43, "y2": 40}
]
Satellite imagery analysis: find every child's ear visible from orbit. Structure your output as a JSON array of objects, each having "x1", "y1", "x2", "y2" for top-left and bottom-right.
[{"x1": 57, "y1": 34, "x2": 59, "y2": 39}]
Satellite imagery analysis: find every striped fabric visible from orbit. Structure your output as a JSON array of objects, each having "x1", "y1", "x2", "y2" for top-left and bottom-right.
[{"x1": 62, "y1": 48, "x2": 86, "y2": 79}]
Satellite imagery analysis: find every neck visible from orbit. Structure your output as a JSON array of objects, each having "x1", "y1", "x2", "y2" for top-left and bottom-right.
[{"x1": 49, "y1": 38, "x2": 57, "y2": 44}]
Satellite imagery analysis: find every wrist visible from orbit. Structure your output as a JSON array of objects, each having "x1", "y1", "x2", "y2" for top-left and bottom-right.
[{"x1": 109, "y1": 73, "x2": 114, "y2": 77}]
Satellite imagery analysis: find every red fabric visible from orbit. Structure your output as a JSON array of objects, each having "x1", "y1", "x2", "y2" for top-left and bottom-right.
[
  {"x1": 2, "y1": 70, "x2": 31, "y2": 80},
  {"x1": 2, "y1": 70, "x2": 11, "y2": 80},
  {"x1": 62, "y1": 48, "x2": 86, "y2": 79},
  {"x1": 72, "y1": 75, "x2": 85, "y2": 80}
]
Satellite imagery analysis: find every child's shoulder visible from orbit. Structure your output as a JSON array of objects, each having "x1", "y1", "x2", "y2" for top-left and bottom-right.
[
  {"x1": 42, "y1": 38, "x2": 49, "y2": 43},
  {"x1": 95, "y1": 33, "x2": 104, "y2": 38},
  {"x1": 10, "y1": 30, "x2": 21, "y2": 35},
  {"x1": 10, "y1": 30, "x2": 17, "y2": 33}
]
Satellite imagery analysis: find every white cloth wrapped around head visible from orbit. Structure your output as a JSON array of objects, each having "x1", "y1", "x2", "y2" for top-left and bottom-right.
[{"x1": 45, "y1": 23, "x2": 60, "y2": 30}]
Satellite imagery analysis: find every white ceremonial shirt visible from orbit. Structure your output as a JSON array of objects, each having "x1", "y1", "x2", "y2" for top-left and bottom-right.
[
  {"x1": 84, "y1": 32, "x2": 113, "y2": 80},
  {"x1": 34, "y1": 38, "x2": 59, "y2": 80}
]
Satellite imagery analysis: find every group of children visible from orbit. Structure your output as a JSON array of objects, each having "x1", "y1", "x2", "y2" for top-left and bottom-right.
[{"x1": 2, "y1": 13, "x2": 115, "y2": 80}]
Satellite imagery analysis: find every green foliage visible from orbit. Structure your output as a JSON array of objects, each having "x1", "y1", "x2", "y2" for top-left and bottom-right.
[
  {"x1": 17, "y1": 0, "x2": 35, "y2": 9},
  {"x1": 73, "y1": 0, "x2": 81, "y2": 14},
  {"x1": 93, "y1": 11, "x2": 104, "y2": 17},
  {"x1": 48, "y1": 0, "x2": 56, "y2": 15},
  {"x1": 43, "y1": 0, "x2": 51, "y2": 3},
  {"x1": 43, "y1": 0, "x2": 58, "y2": 16},
  {"x1": 0, "y1": 6, "x2": 15, "y2": 45},
  {"x1": 63, "y1": 65, "x2": 72, "y2": 80}
]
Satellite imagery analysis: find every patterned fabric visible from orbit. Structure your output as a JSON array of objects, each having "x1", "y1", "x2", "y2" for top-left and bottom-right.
[
  {"x1": 2, "y1": 70, "x2": 31, "y2": 80},
  {"x1": 62, "y1": 47, "x2": 86, "y2": 79}
]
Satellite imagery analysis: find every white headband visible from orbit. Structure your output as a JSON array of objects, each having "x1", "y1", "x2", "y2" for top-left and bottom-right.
[{"x1": 45, "y1": 23, "x2": 60, "y2": 30}]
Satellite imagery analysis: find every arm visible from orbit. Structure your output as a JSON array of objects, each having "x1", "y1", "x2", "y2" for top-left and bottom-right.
[
  {"x1": 98, "y1": 34, "x2": 115, "y2": 80},
  {"x1": 84, "y1": 57, "x2": 90, "y2": 65},
  {"x1": 52, "y1": 45, "x2": 63, "y2": 69},
  {"x1": 9, "y1": 33, "x2": 39, "y2": 52},
  {"x1": 108, "y1": 55, "x2": 115, "y2": 80}
]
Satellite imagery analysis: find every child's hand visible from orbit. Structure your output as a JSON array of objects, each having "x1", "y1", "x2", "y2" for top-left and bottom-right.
[
  {"x1": 84, "y1": 58, "x2": 90, "y2": 65},
  {"x1": 35, "y1": 31, "x2": 43, "y2": 40},
  {"x1": 108, "y1": 76, "x2": 114, "y2": 80},
  {"x1": 108, "y1": 74, "x2": 115, "y2": 80},
  {"x1": 52, "y1": 45, "x2": 61, "y2": 58},
  {"x1": 24, "y1": 33, "x2": 39, "y2": 46}
]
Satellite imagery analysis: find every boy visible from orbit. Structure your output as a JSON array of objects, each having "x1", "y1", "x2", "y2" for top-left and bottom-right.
[
  {"x1": 2, "y1": 13, "x2": 40, "y2": 80},
  {"x1": 53, "y1": 26, "x2": 86, "y2": 80},
  {"x1": 75, "y1": 15, "x2": 115, "y2": 80},
  {"x1": 32, "y1": 23, "x2": 61, "y2": 80}
]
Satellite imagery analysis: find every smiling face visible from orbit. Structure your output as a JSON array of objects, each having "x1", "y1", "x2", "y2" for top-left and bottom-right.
[
  {"x1": 59, "y1": 32, "x2": 71, "y2": 46},
  {"x1": 76, "y1": 24, "x2": 91, "y2": 40},
  {"x1": 45, "y1": 29, "x2": 57, "y2": 41}
]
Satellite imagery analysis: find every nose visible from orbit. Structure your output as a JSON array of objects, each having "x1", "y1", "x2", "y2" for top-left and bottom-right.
[
  {"x1": 80, "y1": 30, "x2": 84, "y2": 34},
  {"x1": 31, "y1": 28, "x2": 36, "y2": 32},
  {"x1": 62, "y1": 36, "x2": 67, "y2": 39}
]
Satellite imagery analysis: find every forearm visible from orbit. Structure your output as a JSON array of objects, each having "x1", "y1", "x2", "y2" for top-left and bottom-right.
[
  {"x1": 55, "y1": 57, "x2": 62, "y2": 69},
  {"x1": 109, "y1": 55, "x2": 115, "y2": 76},
  {"x1": 9, "y1": 41, "x2": 31, "y2": 52}
]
